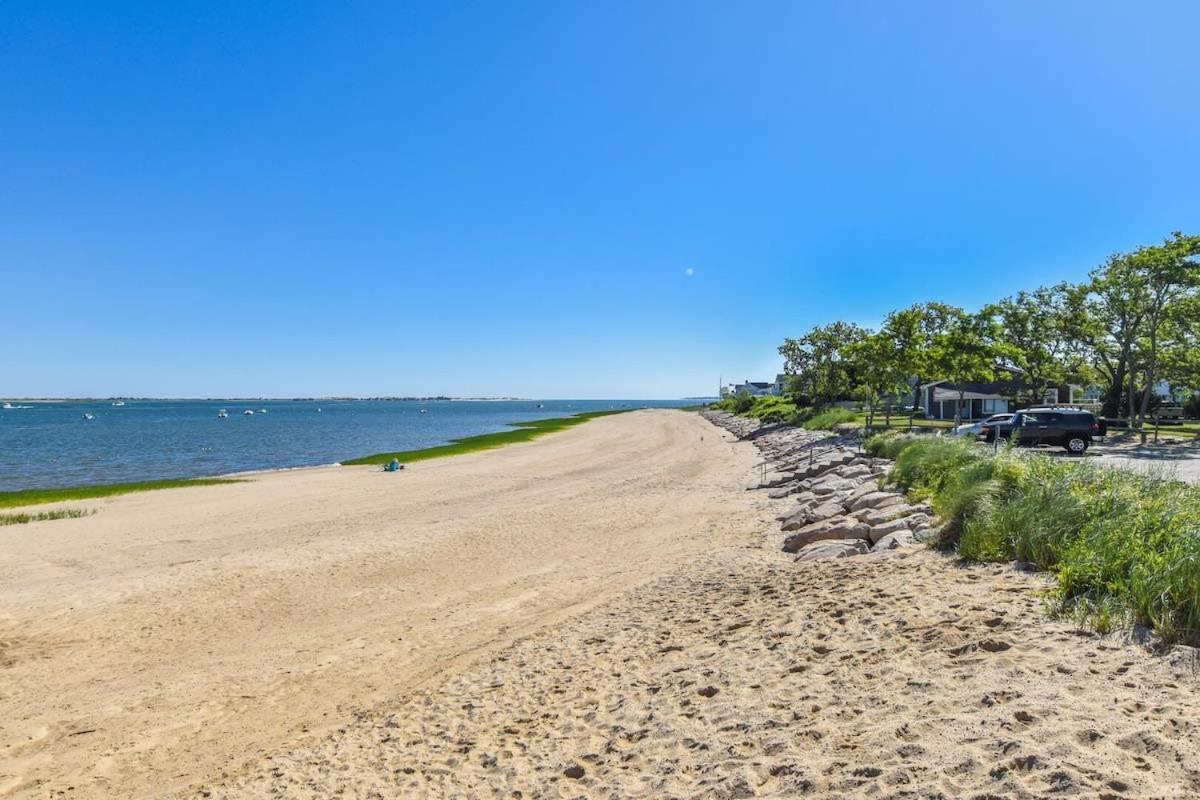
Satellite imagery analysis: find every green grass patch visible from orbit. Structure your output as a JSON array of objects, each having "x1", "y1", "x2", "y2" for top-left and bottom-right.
[
  {"x1": 854, "y1": 411, "x2": 953, "y2": 430},
  {"x1": 800, "y1": 407, "x2": 857, "y2": 430},
  {"x1": 341, "y1": 410, "x2": 629, "y2": 466},
  {"x1": 0, "y1": 477, "x2": 243, "y2": 510},
  {"x1": 875, "y1": 435, "x2": 1200, "y2": 646},
  {"x1": 0, "y1": 508, "x2": 94, "y2": 526}
]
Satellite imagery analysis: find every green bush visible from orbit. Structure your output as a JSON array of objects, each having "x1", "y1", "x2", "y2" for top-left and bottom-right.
[
  {"x1": 879, "y1": 435, "x2": 1200, "y2": 645},
  {"x1": 732, "y1": 390, "x2": 755, "y2": 414},
  {"x1": 803, "y1": 407, "x2": 857, "y2": 430},
  {"x1": 745, "y1": 395, "x2": 797, "y2": 423}
]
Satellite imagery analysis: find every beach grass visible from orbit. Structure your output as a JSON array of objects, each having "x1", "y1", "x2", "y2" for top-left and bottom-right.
[
  {"x1": 341, "y1": 410, "x2": 629, "y2": 466},
  {"x1": 864, "y1": 432, "x2": 1200, "y2": 645},
  {"x1": 0, "y1": 478, "x2": 243, "y2": 510},
  {"x1": 0, "y1": 508, "x2": 95, "y2": 525}
]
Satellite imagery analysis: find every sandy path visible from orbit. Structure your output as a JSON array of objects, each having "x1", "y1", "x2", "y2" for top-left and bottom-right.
[
  {"x1": 0, "y1": 410, "x2": 768, "y2": 798},
  {"x1": 206, "y1": 549, "x2": 1200, "y2": 799}
]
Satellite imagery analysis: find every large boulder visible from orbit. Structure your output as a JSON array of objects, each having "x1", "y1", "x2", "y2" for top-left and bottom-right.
[
  {"x1": 780, "y1": 501, "x2": 846, "y2": 531},
  {"x1": 811, "y1": 477, "x2": 859, "y2": 495},
  {"x1": 868, "y1": 514, "x2": 931, "y2": 544},
  {"x1": 848, "y1": 491, "x2": 905, "y2": 512},
  {"x1": 782, "y1": 516, "x2": 871, "y2": 552},
  {"x1": 794, "y1": 538, "x2": 870, "y2": 561},
  {"x1": 859, "y1": 503, "x2": 931, "y2": 527},
  {"x1": 836, "y1": 464, "x2": 873, "y2": 480},
  {"x1": 873, "y1": 530, "x2": 915, "y2": 551}
]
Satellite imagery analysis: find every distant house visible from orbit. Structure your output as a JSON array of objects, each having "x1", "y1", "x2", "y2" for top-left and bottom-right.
[
  {"x1": 920, "y1": 380, "x2": 1073, "y2": 421},
  {"x1": 722, "y1": 378, "x2": 783, "y2": 398}
]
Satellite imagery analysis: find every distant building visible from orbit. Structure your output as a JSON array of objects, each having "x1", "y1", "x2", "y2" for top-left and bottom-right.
[
  {"x1": 920, "y1": 380, "x2": 1073, "y2": 420},
  {"x1": 722, "y1": 378, "x2": 783, "y2": 398}
]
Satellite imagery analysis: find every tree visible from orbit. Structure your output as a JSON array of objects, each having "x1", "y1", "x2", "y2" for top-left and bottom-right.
[
  {"x1": 777, "y1": 321, "x2": 869, "y2": 407},
  {"x1": 1075, "y1": 233, "x2": 1200, "y2": 426},
  {"x1": 984, "y1": 284, "x2": 1086, "y2": 405},
  {"x1": 927, "y1": 310, "x2": 1000, "y2": 427},
  {"x1": 845, "y1": 331, "x2": 908, "y2": 428},
  {"x1": 1130, "y1": 233, "x2": 1200, "y2": 425},
  {"x1": 880, "y1": 302, "x2": 962, "y2": 415}
]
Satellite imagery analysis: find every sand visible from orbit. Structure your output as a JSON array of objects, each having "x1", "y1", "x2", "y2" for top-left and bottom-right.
[
  {"x1": 0, "y1": 410, "x2": 766, "y2": 798},
  {"x1": 3, "y1": 409, "x2": 1198, "y2": 798}
]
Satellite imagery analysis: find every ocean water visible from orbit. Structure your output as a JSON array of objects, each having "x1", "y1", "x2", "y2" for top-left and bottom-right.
[{"x1": 0, "y1": 399, "x2": 698, "y2": 492}]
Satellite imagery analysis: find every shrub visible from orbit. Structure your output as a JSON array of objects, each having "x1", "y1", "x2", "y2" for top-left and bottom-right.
[
  {"x1": 878, "y1": 434, "x2": 1200, "y2": 645},
  {"x1": 803, "y1": 407, "x2": 857, "y2": 430},
  {"x1": 745, "y1": 395, "x2": 797, "y2": 423},
  {"x1": 732, "y1": 390, "x2": 755, "y2": 414}
]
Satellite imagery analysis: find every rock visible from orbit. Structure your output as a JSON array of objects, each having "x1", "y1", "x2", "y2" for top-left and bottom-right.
[
  {"x1": 854, "y1": 503, "x2": 933, "y2": 525},
  {"x1": 811, "y1": 477, "x2": 858, "y2": 494},
  {"x1": 868, "y1": 514, "x2": 931, "y2": 543},
  {"x1": 873, "y1": 530, "x2": 915, "y2": 550},
  {"x1": 794, "y1": 538, "x2": 870, "y2": 561},
  {"x1": 782, "y1": 516, "x2": 871, "y2": 552},
  {"x1": 563, "y1": 765, "x2": 585, "y2": 779},
  {"x1": 912, "y1": 525, "x2": 942, "y2": 543},
  {"x1": 767, "y1": 484, "x2": 801, "y2": 499},
  {"x1": 780, "y1": 501, "x2": 845, "y2": 531},
  {"x1": 848, "y1": 491, "x2": 905, "y2": 512},
  {"x1": 837, "y1": 464, "x2": 872, "y2": 480}
]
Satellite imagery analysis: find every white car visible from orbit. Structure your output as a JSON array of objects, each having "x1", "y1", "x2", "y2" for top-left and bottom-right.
[{"x1": 952, "y1": 413, "x2": 1014, "y2": 437}]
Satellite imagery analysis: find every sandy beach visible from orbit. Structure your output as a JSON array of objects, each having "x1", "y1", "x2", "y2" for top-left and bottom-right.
[{"x1": 3, "y1": 409, "x2": 1198, "y2": 798}]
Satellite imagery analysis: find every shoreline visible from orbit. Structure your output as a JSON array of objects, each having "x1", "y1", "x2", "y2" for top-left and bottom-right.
[
  {"x1": 0, "y1": 409, "x2": 638, "y2": 509},
  {"x1": 0, "y1": 408, "x2": 763, "y2": 797}
]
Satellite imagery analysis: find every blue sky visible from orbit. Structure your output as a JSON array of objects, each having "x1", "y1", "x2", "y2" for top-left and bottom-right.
[{"x1": 3, "y1": 2, "x2": 1198, "y2": 398}]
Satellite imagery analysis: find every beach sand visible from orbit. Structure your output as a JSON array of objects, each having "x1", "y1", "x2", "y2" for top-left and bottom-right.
[
  {"x1": 0, "y1": 409, "x2": 767, "y2": 798},
  {"x1": 3, "y1": 410, "x2": 1197, "y2": 798}
]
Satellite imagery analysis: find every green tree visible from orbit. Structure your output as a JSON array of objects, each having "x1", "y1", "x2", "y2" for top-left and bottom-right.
[
  {"x1": 984, "y1": 284, "x2": 1087, "y2": 405},
  {"x1": 845, "y1": 331, "x2": 908, "y2": 428},
  {"x1": 927, "y1": 310, "x2": 1000, "y2": 427},
  {"x1": 1075, "y1": 233, "x2": 1200, "y2": 426},
  {"x1": 777, "y1": 321, "x2": 869, "y2": 407},
  {"x1": 880, "y1": 302, "x2": 962, "y2": 415}
]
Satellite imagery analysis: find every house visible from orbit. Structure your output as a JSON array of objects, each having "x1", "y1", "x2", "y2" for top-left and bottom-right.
[
  {"x1": 920, "y1": 380, "x2": 1073, "y2": 421},
  {"x1": 722, "y1": 378, "x2": 783, "y2": 398}
]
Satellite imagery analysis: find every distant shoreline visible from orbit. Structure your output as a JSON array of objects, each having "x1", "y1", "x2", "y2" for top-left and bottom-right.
[{"x1": 0, "y1": 408, "x2": 650, "y2": 509}]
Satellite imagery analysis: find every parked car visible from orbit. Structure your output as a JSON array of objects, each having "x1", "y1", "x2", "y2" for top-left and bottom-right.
[
  {"x1": 952, "y1": 413, "x2": 1014, "y2": 438},
  {"x1": 978, "y1": 408, "x2": 1105, "y2": 454}
]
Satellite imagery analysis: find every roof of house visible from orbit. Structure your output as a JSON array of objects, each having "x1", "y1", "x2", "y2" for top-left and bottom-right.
[{"x1": 927, "y1": 380, "x2": 1040, "y2": 396}]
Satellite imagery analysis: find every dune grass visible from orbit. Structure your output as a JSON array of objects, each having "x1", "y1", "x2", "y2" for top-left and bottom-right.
[
  {"x1": 799, "y1": 407, "x2": 858, "y2": 430},
  {"x1": 0, "y1": 508, "x2": 94, "y2": 526},
  {"x1": 0, "y1": 477, "x2": 242, "y2": 510},
  {"x1": 864, "y1": 431, "x2": 1200, "y2": 645},
  {"x1": 341, "y1": 410, "x2": 629, "y2": 466}
]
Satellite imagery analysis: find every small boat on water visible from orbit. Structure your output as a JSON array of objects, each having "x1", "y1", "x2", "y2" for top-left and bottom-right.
[
  {"x1": 537, "y1": 403, "x2": 544, "y2": 408},
  {"x1": 316, "y1": 407, "x2": 322, "y2": 413},
  {"x1": 218, "y1": 409, "x2": 229, "y2": 418},
  {"x1": 83, "y1": 412, "x2": 95, "y2": 420},
  {"x1": 259, "y1": 408, "x2": 268, "y2": 414},
  {"x1": 111, "y1": 400, "x2": 125, "y2": 407},
  {"x1": 244, "y1": 409, "x2": 254, "y2": 416},
  {"x1": 2, "y1": 402, "x2": 13, "y2": 410},
  {"x1": 419, "y1": 408, "x2": 427, "y2": 414}
]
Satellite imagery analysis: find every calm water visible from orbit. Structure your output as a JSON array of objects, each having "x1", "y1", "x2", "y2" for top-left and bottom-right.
[{"x1": 0, "y1": 399, "x2": 697, "y2": 492}]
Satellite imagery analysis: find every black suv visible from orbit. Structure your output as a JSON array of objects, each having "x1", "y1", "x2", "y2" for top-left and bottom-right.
[{"x1": 978, "y1": 408, "x2": 1105, "y2": 454}]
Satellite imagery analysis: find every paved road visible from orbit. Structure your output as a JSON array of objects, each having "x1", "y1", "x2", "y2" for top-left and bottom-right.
[{"x1": 1062, "y1": 437, "x2": 1200, "y2": 483}]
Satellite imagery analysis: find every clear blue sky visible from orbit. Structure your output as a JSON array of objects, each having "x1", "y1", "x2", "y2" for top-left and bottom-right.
[{"x1": 4, "y1": 2, "x2": 1198, "y2": 398}]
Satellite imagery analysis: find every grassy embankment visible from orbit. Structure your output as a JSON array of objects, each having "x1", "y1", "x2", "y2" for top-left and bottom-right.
[
  {"x1": 0, "y1": 477, "x2": 243, "y2": 524},
  {"x1": 341, "y1": 410, "x2": 629, "y2": 466},
  {"x1": 866, "y1": 432, "x2": 1200, "y2": 645},
  {"x1": 712, "y1": 395, "x2": 951, "y2": 432}
]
